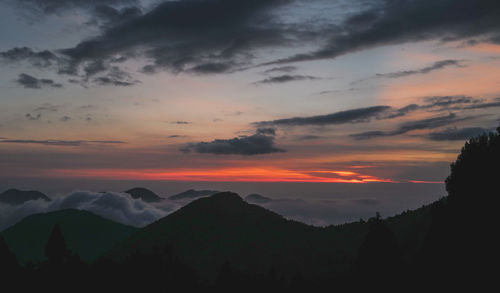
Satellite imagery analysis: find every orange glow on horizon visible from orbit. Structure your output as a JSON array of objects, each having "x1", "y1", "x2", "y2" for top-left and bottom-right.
[{"x1": 45, "y1": 167, "x2": 398, "y2": 183}]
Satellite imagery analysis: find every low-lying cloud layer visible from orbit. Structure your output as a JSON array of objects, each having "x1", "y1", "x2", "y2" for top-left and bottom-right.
[{"x1": 0, "y1": 190, "x2": 180, "y2": 230}]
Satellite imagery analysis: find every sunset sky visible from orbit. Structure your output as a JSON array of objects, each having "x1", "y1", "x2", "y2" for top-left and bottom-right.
[{"x1": 1, "y1": 0, "x2": 499, "y2": 190}]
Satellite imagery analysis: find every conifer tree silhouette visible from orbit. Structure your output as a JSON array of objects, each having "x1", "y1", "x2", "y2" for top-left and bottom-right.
[{"x1": 44, "y1": 224, "x2": 69, "y2": 266}]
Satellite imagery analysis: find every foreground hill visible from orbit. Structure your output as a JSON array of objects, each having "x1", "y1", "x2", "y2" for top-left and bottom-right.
[
  {"x1": 1, "y1": 209, "x2": 138, "y2": 263},
  {"x1": 124, "y1": 187, "x2": 163, "y2": 202},
  {"x1": 0, "y1": 189, "x2": 51, "y2": 205},
  {"x1": 110, "y1": 192, "x2": 433, "y2": 280}
]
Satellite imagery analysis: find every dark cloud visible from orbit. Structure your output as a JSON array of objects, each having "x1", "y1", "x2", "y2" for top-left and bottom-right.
[
  {"x1": 428, "y1": 127, "x2": 492, "y2": 141},
  {"x1": 351, "y1": 113, "x2": 473, "y2": 139},
  {"x1": 254, "y1": 74, "x2": 321, "y2": 85},
  {"x1": 181, "y1": 133, "x2": 286, "y2": 156},
  {"x1": 0, "y1": 139, "x2": 125, "y2": 146},
  {"x1": 0, "y1": 47, "x2": 59, "y2": 68},
  {"x1": 90, "y1": 4, "x2": 142, "y2": 28},
  {"x1": 353, "y1": 60, "x2": 465, "y2": 85},
  {"x1": 267, "y1": 0, "x2": 500, "y2": 65},
  {"x1": 168, "y1": 135, "x2": 187, "y2": 139},
  {"x1": 374, "y1": 60, "x2": 464, "y2": 79},
  {"x1": 11, "y1": 0, "x2": 139, "y2": 15},
  {"x1": 383, "y1": 96, "x2": 484, "y2": 118},
  {"x1": 54, "y1": 0, "x2": 294, "y2": 77},
  {"x1": 16, "y1": 73, "x2": 62, "y2": 89},
  {"x1": 256, "y1": 127, "x2": 277, "y2": 136},
  {"x1": 263, "y1": 66, "x2": 297, "y2": 74},
  {"x1": 59, "y1": 116, "x2": 71, "y2": 122},
  {"x1": 256, "y1": 105, "x2": 391, "y2": 127},
  {"x1": 25, "y1": 113, "x2": 41, "y2": 121},
  {"x1": 171, "y1": 121, "x2": 191, "y2": 125},
  {"x1": 93, "y1": 76, "x2": 137, "y2": 86}
]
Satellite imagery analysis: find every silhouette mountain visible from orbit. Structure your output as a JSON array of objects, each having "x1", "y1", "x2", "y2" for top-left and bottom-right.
[
  {"x1": 1, "y1": 209, "x2": 137, "y2": 263},
  {"x1": 168, "y1": 189, "x2": 219, "y2": 200},
  {"x1": 124, "y1": 187, "x2": 163, "y2": 202},
  {"x1": 110, "y1": 192, "x2": 432, "y2": 280},
  {"x1": 245, "y1": 193, "x2": 272, "y2": 203},
  {"x1": 0, "y1": 189, "x2": 51, "y2": 205}
]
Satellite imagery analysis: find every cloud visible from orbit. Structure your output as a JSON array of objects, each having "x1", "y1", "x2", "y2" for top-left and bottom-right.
[
  {"x1": 350, "y1": 113, "x2": 474, "y2": 139},
  {"x1": 56, "y1": 0, "x2": 293, "y2": 77},
  {"x1": 25, "y1": 113, "x2": 42, "y2": 121},
  {"x1": 255, "y1": 106, "x2": 391, "y2": 127},
  {"x1": 263, "y1": 66, "x2": 297, "y2": 74},
  {"x1": 181, "y1": 132, "x2": 286, "y2": 156},
  {"x1": 171, "y1": 121, "x2": 192, "y2": 125},
  {"x1": 15, "y1": 73, "x2": 62, "y2": 89},
  {"x1": 256, "y1": 127, "x2": 277, "y2": 136},
  {"x1": 0, "y1": 47, "x2": 59, "y2": 68},
  {"x1": 251, "y1": 197, "x2": 384, "y2": 226},
  {"x1": 0, "y1": 139, "x2": 125, "y2": 146},
  {"x1": 168, "y1": 135, "x2": 187, "y2": 139},
  {"x1": 59, "y1": 116, "x2": 71, "y2": 122},
  {"x1": 267, "y1": 0, "x2": 500, "y2": 66},
  {"x1": 10, "y1": 0, "x2": 139, "y2": 15},
  {"x1": 253, "y1": 74, "x2": 321, "y2": 85},
  {"x1": 427, "y1": 127, "x2": 492, "y2": 141},
  {"x1": 0, "y1": 190, "x2": 179, "y2": 230},
  {"x1": 354, "y1": 60, "x2": 465, "y2": 84},
  {"x1": 375, "y1": 59, "x2": 464, "y2": 79}
]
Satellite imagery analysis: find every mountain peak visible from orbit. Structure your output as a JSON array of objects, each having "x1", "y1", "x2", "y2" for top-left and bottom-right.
[
  {"x1": 124, "y1": 187, "x2": 163, "y2": 202},
  {"x1": 0, "y1": 189, "x2": 51, "y2": 205}
]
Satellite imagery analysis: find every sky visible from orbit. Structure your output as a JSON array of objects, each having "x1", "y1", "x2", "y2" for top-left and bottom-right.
[{"x1": 0, "y1": 0, "x2": 499, "y2": 216}]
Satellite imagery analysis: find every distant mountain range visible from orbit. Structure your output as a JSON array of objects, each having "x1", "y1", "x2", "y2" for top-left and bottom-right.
[
  {"x1": 168, "y1": 189, "x2": 219, "y2": 200},
  {"x1": 0, "y1": 188, "x2": 433, "y2": 280},
  {"x1": 110, "y1": 192, "x2": 432, "y2": 280},
  {"x1": 245, "y1": 193, "x2": 273, "y2": 203},
  {"x1": 1, "y1": 209, "x2": 138, "y2": 263},
  {"x1": 124, "y1": 187, "x2": 164, "y2": 202},
  {"x1": 0, "y1": 189, "x2": 51, "y2": 205}
]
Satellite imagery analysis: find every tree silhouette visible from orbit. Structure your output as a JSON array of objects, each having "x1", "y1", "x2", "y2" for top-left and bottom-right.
[
  {"x1": 44, "y1": 224, "x2": 69, "y2": 266},
  {"x1": 419, "y1": 126, "x2": 500, "y2": 289},
  {"x1": 446, "y1": 126, "x2": 500, "y2": 208}
]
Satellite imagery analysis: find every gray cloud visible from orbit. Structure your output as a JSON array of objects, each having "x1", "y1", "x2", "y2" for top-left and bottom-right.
[
  {"x1": 181, "y1": 132, "x2": 286, "y2": 156},
  {"x1": 25, "y1": 113, "x2": 42, "y2": 121},
  {"x1": 267, "y1": 0, "x2": 500, "y2": 66},
  {"x1": 171, "y1": 121, "x2": 192, "y2": 125},
  {"x1": 428, "y1": 127, "x2": 492, "y2": 141},
  {"x1": 353, "y1": 60, "x2": 465, "y2": 85},
  {"x1": 10, "y1": 0, "x2": 139, "y2": 15},
  {"x1": 0, "y1": 47, "x2": 59, "y2": 68},
  {"x1": 16, "y1": 73, "x2": 62, "y2": 89},
  {"x1": 57, "y1": 0, "x2": 294, "y2": 77},
  {"x1": 256, "y1": 105, "x2": 391, "y2": 127},
  {"x1": 374, "y1": 59, "x2": 464, "y2": 79},
  {"x1": 263, "y1": 66, "x2": 297, "y2": 74},
  {"x1": 0, "y1": 139, "x2": 125, "y2": 146},
  {"x1": 350, "y1": 113, "x2": 473, "y2": 139},
  {"x1": 254, "y1": 74, "x2": 321, "y2": 85},
  {"x1": 256, "y1": 127, "x2": 277, "y2": 136}
]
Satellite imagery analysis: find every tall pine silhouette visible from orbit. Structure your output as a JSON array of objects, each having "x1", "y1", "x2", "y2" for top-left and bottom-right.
[{"x1": 44, "y1": 224, "x2": 69, "y2": 266}]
